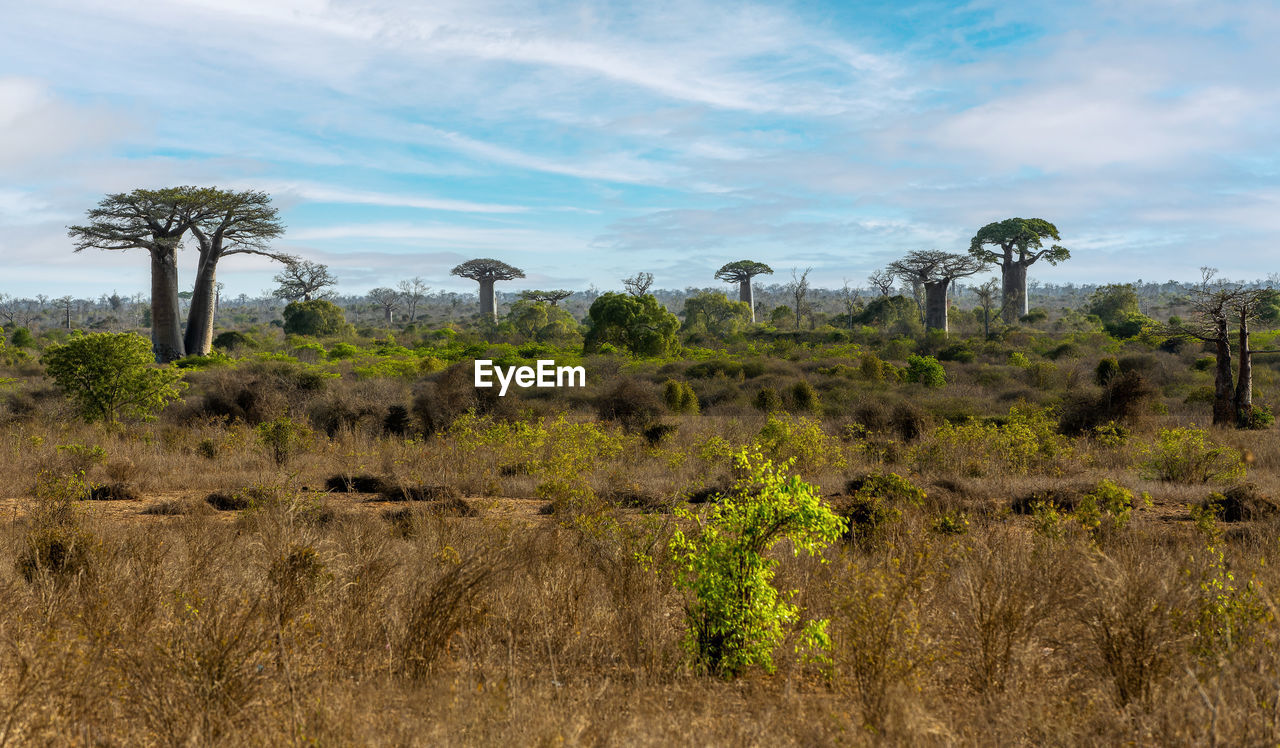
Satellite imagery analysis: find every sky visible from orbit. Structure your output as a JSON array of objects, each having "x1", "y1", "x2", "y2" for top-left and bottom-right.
[{"x1": 0, "y1": 0, "x2": 1277, "y2": 299}]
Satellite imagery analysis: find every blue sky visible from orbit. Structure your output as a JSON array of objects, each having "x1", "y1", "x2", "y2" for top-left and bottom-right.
[{"x1": 1, "y1": 0, "x2": 1277, "y2": 298}]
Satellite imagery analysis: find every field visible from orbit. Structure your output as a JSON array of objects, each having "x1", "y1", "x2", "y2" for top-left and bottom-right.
[{"x1": 2, "y1": 298, "x2": 1280, "y2": 746}]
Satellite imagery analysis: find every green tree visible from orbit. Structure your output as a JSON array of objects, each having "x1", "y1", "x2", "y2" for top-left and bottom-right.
[
  {"x1": 283, "y1": 299, "x2": 351, "y2": 337},
  {"x1": 681, "y1": 291, "x2": 752, "y2": 339},
  {"x1": 505, "y1": 299, "x2": 581, "y2": 344},
  {"x1": 669, "y1": 449, "x2": 844, "y2": 677},
  {"x1": 42, "y1": 332, "x2": 185, "y2": 425},
  {"x1": 583, "y1": 292, "x2": 680, "y2": 357},
  {"x1": 969, "y1": 218, "x2": 1070, "y2": 324}
]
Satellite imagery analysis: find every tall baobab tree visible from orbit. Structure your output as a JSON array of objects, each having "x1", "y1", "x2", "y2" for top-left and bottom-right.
[
  {"x1": 367, "y1": 287, "x2": 403, "y2": 325},
  {"x1": 969, "y1": 218, "x2": 1070, "y2": 324},
  {"x1": 714, "y1": 260, "x2": 773, "y2": 322},
  {"x1": 888, "y1": 250, "x2": 987, "y2": 333},
  {"x1": 186, "y1": 189, "x2": 288, "y2": 356},
  {"x1": 520, "y1": 289, "x2": 573, "y2": 306},
  {"x1": 451, "y1": 258, "x2": 525, "y2": 320},
  {"x1": 273, "y1": 260, "x2": 337, "y2": 302},
  {"x1": 68, "y1": 186, "x2": 223, "y2": 362},
  {"x1": 622, "y1": 272, "x2": 654, "y2": 297}
]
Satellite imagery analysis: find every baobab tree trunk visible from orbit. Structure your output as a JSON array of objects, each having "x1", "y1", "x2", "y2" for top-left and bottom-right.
[
  {"x1": 479, "y1": 278, "x2": 497, "y2": 320},
  {"x1": 923, "y1": 281, "x2": 949, "y2": 333},
  {"x1": 384, "y1": 307, "x2": 394, "y2": 325},
  {"x1": 150, "y1": 247, "x2": 185, "y2": 363},
  {"x1": 1001, "y1": 261, "x2": 1027, "y2": 324},
  {"x1": 738, "y1": 279, "x2": 755, "y2": 322},
  {"x1": 1212, "y1": 318, "x2": 1235, "y2": 426},
  {"x1": 1236, "y1": 316, "x2": 1253, "y2": 427},
  {"x1": 184, "y1": 258, "x2": 218, "y2": 356}
]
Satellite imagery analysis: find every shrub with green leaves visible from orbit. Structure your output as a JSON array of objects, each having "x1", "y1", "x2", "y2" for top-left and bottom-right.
[
  {"x1": 669, "y1": 449, "x2": 844, "y2": 677},
  {"x1": 1140, "y1": 427, "x2": 1245, "y2": 483},
  {"x1": 256, "y1": 415, "x2": 313, "y2": 466},
  {"x1": 42, "y1": 332, "x2": 185, "y2": 426},
  {"x1": 1074, "y1": 479, "x2": 1134, "y2": 537},
  {"x1": 663, "y1": 379, "x2": 700, "y2": 414},
  {"x1": 904, "y1": 354, "x2": 946, "y2": 388},
  {"x1": 842, "y1": 473, "x2": 926, "y2": 549}
]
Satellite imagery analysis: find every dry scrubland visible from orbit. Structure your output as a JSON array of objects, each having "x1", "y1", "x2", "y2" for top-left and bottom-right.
[{"x1": 4, "y1": 324, "x2": 1280, "y2": 745}]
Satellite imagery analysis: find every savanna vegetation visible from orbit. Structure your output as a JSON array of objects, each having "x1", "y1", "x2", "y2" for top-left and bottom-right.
[{"x1": 3, "y1": 197, "x2": 1280, "y2": 744}]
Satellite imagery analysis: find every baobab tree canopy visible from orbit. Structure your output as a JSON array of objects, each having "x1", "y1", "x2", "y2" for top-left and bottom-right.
[
  {"x1": 450, "y1": 259, "x2": 525, "y2": 282},
  {"x1": 714, "y1": 260, "x2": 773, "y2": 283},
  {"x1": 969, "y1": 218, "x2": 1069, "y2": 323}
]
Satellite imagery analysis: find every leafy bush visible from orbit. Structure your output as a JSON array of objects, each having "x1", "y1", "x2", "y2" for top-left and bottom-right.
[
  {"x1": 583, "y1": 293, "x2": 680, "y2": 357},
  {"x1": 920, "y1": 406, "x2": 1069, "y2": 477},
  {"x1": 789, "y1": 380, "x2": 820, "y2": 412},
  {"x1": 42, "y1": 332, "x2": 186, "y2": 426},
  {"x1": 756, "y1": 415, "x2": 846, "y2": 474},
  {"x1": 663, "y1": 379, "x2": 700, "y2": 414},
  {"x1": 669, "y1": 450, "x2": 844, "y2": 677},
  {"x1": 904, "y1": 354, "x2": 945, "y2": 388},
  {"x1": 256, "y1": 415, "x2": 313, "y2": 466},
  {"x1": 754, "y1": 387, "x2": 782, "y2": 412},
  {"x1": 282, "y1": 299, "x2": 351, "y2": 337},
  {"x1": 1140, "y1": 427, "x2": 1245, "y2": 483},
  {"x1": 596, "y1": 378, "x2": 662, "y2": 432},
  {"x1": 1074, "y1": 479, "x2": 1134, "y2": 537}
]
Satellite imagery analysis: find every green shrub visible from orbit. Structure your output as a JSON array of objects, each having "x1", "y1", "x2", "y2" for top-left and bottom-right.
[
  {"x1": 669, "y1": 449, "x2": 844, "y2": 677},
  {"x1": 756, "y1": 415, "x2": 846, "y2": 473},
  {"x1": 1074, "y1": 479, "x2": 1134, "y2": 537},
  {"x1": 256, "y1": 415, "x2": 313, "y2": 466},
  {"x1": 283, "y1": 299, "x2": 351, "y2": 337},
  {"x1": 754, "y1": 387, "x2": 782, "y2": 412},
  {"x1": 1095, "y1": 357, "x2": 1121, "y2": 386},
  {"x1": 663, "y1": 379, "x2": 700, "y2": 414},
  {"x1": 904, "y1": 354, "x2": 945, "y2": 388},
  {"x1": 840, "y1": 473, "x2": 926, "y2": 550},
  {"x1": 1141, "y1": 427, "x2": 1245, "y2": 484},
  {"x1": 42, "y1": 332, "x2": 185, "y2": 426},
  {"x1": 10, "y1": 327, "x2": 35, "y2": 349},
  {"x1": 789, "y1": 380, "x2": 820, "y2": 412}
]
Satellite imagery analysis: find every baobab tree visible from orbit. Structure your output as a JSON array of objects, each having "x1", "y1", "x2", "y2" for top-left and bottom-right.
[
  {"x1": 520, "y1": 289, "x2": 572, "y2": 306},
  {"x1": 69, "y1": 186, "x2": 223, "y2": 362},
  {"x1": 969, "y1": 218, "x2": 1069, "y2": 324},
  {"x1": 714, "y1": 260, "x2": 773, "y2": 322},
  {"x1": 450, "y1": 258, "x2": 525, "y2": 320},
  {"x1": 1174, "y1": 284, "x2": 1242, "y2": 426},
  {"x1": 888, "y1": 250, "x2": 987, "y2": 333},
  {"x1": 622, "y1": 272, "x2": 654, "y2": 297},
  {"x1": 367, "y1": 287, "x2": 403, "y2": 325},
  {"x1": 273, "y1": 260, "x2": 337, "y2": 302},
  {"x1": 186, "y1": 189, "x2": 288, "y2": 356}
]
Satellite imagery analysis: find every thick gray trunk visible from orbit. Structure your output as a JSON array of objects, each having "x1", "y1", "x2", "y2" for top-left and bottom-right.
[
  {"x1": 384, "y1": 307, "x2": 394, "y2": 325},
  {"x1": 1236, "y1": 317, "x2": 1253, "y2": 426},
  {"x1": 184, "y1": 255, "x2": 217, "y2": 356},
  {"x1": 738, "y1": 279, "x2": 755, "y2": 322},
  {"x1": 479, "y1": 278, "x2": 496, "y2": 320},
  {"x1": 150, "y1": 246, "x2": 185, "y2": 363},
  {"x1": 1212, "y1": 319, "x2": 1234, "y2": 426},
  {"x1": 923, "y1": 281, "x2": 949, "y2": 332},
  {"x1": 1001, "y1": 261, "x2": 1027, "y2": 324}
]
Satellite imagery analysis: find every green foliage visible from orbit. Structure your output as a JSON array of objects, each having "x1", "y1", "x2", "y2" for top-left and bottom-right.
[
  {"x1": 42, "y1": 332, "x2": 185, "y2": 425},
  {"x1": 583, "y1": 293, "x2": 680, "y2": 357},
  {"x1": 841, "y1": 473, "x2": 926, "y2": 550},
  {"x1": 504, "y1": 299, "x2": 581, "y2": 345},
  {"x1": 282, "y1": 299, "x2": 351, "y2": 337},
  {"x1": 212, "y1": 330, "x2": 253, "y2": 351},
  {"x1": 855, "y1": 295, "x2": 921, "y2": 335},
  {"x1": 1086, "y1": 284, "x2": 1141, "y2": 326},
  {"x1": 681, "y1": 292, "x2": 752, "y2": 338},
  {"x1": 1095, "y1": 357, "x2": 1121, "y2": 386},
  {"x1": 930, "y1": 511, "x2": 969, "y2": 535},
  {"x1": 1141, "y1": 428, "x2": 1245, "y2": 483},
  {"x1": 920, "y1": 406, "x2": 1069, "y2": 477},
  {"x1": 755, "y1": 415, "x2": 846, "y2": 473},
  {"x1": 788, "y1": 380, "x2": 820, "y2": 412},
  {"x1": 10, "y1": 327, "x2": 34, "y2": 349},
  {"x1": 669, "y1": 450, "x2": 844, "y2": 677},
  {"x1": 1074, "y1": 479, "x2": 1134, "y2": 537},
  {"x1": 326, "y1": 342, "x2": 360, "y2": 360},
  {"x1": 904, "y1": 354, "x2": 946, "y2": 388},
  {"x1": 663, "y1": 379, "x2": 700, "y2": 414},
  {"x1": 1183, "y1": 512, "x2": 1268, "y2": 659},
  {"x1": 754, "y1": 387, "x2": 782, "y2": 412},
  {"x1": 1008, "y1": 351, "x2": 1031, "y2": 367},
  {"x1": 255, "y1": 415, "x2": 313, "y2": 466}
]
